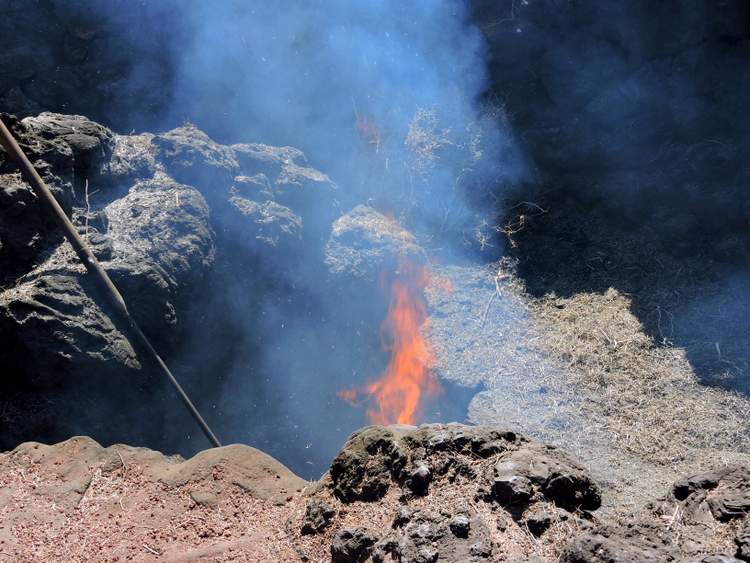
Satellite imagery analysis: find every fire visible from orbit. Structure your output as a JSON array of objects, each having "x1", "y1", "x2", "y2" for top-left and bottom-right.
[{"x1": 339, "y1": 260, "x2": 442, "y2": 425}]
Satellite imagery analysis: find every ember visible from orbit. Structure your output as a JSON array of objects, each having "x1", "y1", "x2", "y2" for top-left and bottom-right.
[{"x1": 339, "y1": 259, "x2": 441, "y2": 424}]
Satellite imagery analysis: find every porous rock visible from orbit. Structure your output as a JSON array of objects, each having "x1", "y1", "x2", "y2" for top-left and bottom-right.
[
  {"x1": 0, "y1": 112, "x2": 338, "y2": 451},
  {"x1": 21, "y1": 112, "x2": 115, "y2": 178},
  {"x1": 153, "y1": 124, "x2": 239, "y2": 192},
  {"x1": 328, "y1": 423, "x2": 601, "y2": 517},
  {"x1": 325, "y1": 205, "x2": 426, "y2": 281},
  {"x1": 0, "y1": 175, "x2": 215, "y2": 390},
  {"x1": 376, "y1": 509, "x2": 492, "y2": 563},
  {"x1": 482, "y1": 446, "x2": 601, "y2": 512},
  {"x1": 563, "y1": 465, "x2": 750, "y2": 562},
  {"x1": 301, "y1": 499, "x2": 336, "y2": 535},
  {"x1": 330, "y1": 527, "x2": 378, "y2": 563},
  {"x1": 227, "y1": 195, "x2": 303, "y2": 250},
  {"x1": 232, "y1": 142, "x2": 338, "y2": 229}
]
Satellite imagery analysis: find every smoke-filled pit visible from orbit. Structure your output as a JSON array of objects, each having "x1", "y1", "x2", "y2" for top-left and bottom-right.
[{"x1": 1, "y1": 0, "x2": 750, "y2": 512}]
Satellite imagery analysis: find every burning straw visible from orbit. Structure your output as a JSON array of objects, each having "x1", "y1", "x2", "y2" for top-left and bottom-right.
[{"x1": 339, "y1": 259, "x2": 442, "y2": 425}]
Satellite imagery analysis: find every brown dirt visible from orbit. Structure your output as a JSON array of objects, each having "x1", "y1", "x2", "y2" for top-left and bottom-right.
[
  {"x1": 0, "y1": 434, "x2": 587, "y2": 562},
  {"x1": 0, "y1": 437, "x2": 308, "y2": 562}
]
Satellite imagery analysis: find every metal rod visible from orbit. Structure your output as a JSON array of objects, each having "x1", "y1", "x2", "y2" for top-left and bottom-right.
[{"x1": 0, "y1": 117, "x2": 222, "y2": 448}]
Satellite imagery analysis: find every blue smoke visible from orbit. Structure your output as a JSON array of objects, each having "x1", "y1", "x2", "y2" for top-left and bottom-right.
[
  {"x1": 157, "y1": 0, "x2": 527, "y2": 230},
  {"x1": 119, "y1": 0, "x2": 528, "y2": 475}
]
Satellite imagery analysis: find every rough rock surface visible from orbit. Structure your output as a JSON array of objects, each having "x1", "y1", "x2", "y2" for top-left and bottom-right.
[
  {"x1": 312, "y1": 424, "x2": 601, "y2": 562},
  {"x1": 0, "y1": 112, "x2": 339, "y2": 451},
  {"x1": 0, "y1": 422, "x2": 748, "y2": 561},
  {"x1": 326, "y1": 205, "x2": 427, "y2": 281},
  {"x1": 3, "y1": 424, "x2": 746, "y2": 561},
  {"x1": 563, "y1": 466, "x2": 750, "y2": 562}
]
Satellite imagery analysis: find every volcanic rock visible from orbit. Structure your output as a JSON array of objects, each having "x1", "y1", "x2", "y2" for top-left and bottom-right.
[
  {"x1": 2, "y1": 424, "x2": 749, "y2": 561},
  {"x1": 374, "y1": 508, "x2": 493, "y2": 563},
  {"x1": 21, "y1": 112, "x2": 115, "y2": 179},
  {"x1": 563, "y1": 465, "x2": 750, "y2": 562},
  {"x1": 330, "y1": 527, "x2": 378, "y2": 563},
  {"x1": 450, "y1": 513, "x2": 471, "y2": 537},
  {"x1": 325, "y1": 205, "x2": 427, "y2": 281},
  {"x1": 0, "y1": 175, "x2": 214, "y2": 388},
  {"x1": 232, "y1": 142, "x2": 338, "y2": 228},
  {"x1": 736, "y1": 524, "x2": 750, "y2": 561},
  {"x1": 0, "y1": 172, "x2": 64, "y2": 275},
  {"x1": 409, "y1": 460, "x2": 432, "y2": 495},
  {"x1": 482, "y1": 447, "x2": 601, "y2": 512},
  {"x1": 227, "y1": 193, "x2": 303, "y2": 250},
  {"x1": 523, "y1": 505, "x2": 568, "y2": 537},
  {"x1": 108, "y1": 133, "x2": 158, "y2": 183},
  {"x1": 0, "y1": 112, "x2": 338, "y2": 450},
  {"x1": 328, "y1": 425, "x2": 406, "y2": 502},
  {"x1": 327, "y1": 423, "x2": 600, "y2": 513},
  {"x1": 153, "y1": 124, "x2": 239, "y2": 192},
  {"x1": 301, "y1": 499, "x2": 336, "y2": 535}
]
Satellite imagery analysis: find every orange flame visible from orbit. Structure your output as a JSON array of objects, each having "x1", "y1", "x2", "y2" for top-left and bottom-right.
[{"x1": 339, "y1": 260, "x2": 442, "y2": 425}]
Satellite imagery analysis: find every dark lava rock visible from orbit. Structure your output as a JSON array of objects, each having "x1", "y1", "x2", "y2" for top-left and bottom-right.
[
  {"x1": 449, "y1": 514, "x2": 471, "y2": 538},
  {"x1": 0, "y1": 175, "x2": 214, "y2": 388},
  {"x1": 381, "y1": 509, "x2": 493, "y2": 563},
  {"x1": 673, "y1": 471, "x2": 722, "y2": 501},
  {"x1": 227, "y1": 195, "x2": 302, "y2": 251},
  {"x1": 108, "y1": 133, "x2": 157, "y2": 183},
  {"x1": 101, "y1": 176, "x2": 215, "y2": 346},
  {"x1": 153, "y1": 124, "x2": 238, "y2": 193},
  {"x1": 329, "y1": 426, "x2": 406, "y2": 503},
  {"x1": 481, "y1": 447, "x2": 601, "y2": 512},
  {"x1": 325, "y1": 205, "x2": 426, "y2": 281},
  {"x1": 563, "y1": 465, "x2": 750, "y2": 562},
  {"x1": 1, "y1": 113, "x2": 72, "y2": 178},
  {"x1": 469, "y1": 540, "x2": 493, "y2": 558},
  {"x1": 330, "y1": 527, "x2": 378, "y2": 563},
  {"x1": 0, "y1": 112, "x2": 340, "y2": 451},
  {"x1": 300, "y1": 499, "x2": 336, "y2": 536},
  {"x1": 325, "y1": 421, "x2": 600, "y2": 560},
  {"x1": 154, "y1": 128, "x2": 334, "y2": 259},
  {"x1": 523, "y1": 505, "x2": 568, "y2": 537},
  {"x1": 232, "y1": 142, "x2": 338, "y2": 232},
  {"x1": 408, "y1": 460, "x2": 432, "y2": 495},
  {"x1": 489, "y1": 467, "x2": 534, "y2": 508},
  {"x1": 327, "y1": 422, "x2": 598, "y2": 514},
  {"x1": 736, "y1": 524, "x2": 750, "y2": 561},
  {"x1": 0, "y1": 173, "x2": 63, "y2": 273},
  {"x1": 392, "y1": 506, "x2": 414, "y2": 528},
  {"x1": 328, "y1": 424, "x2": 522, "y2": 503},
  {"x1": 21, "y1": 113, "x2": 115, "y2": 179}
]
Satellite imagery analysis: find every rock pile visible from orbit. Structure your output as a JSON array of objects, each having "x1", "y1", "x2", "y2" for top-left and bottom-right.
[
  {"x1": 301, "y1": 424, "x2": 601, "y2": 562},
  {"x1": 0, "y1": 112, "x2": 340, "y2": 450},
  {"x1": 1, "y1": 423, "x2": 748, "y2": 561}
]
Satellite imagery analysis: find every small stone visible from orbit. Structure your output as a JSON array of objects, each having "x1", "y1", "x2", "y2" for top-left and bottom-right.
[
  {"x1": 449, "y1": 514, "x2": 470, "y2": 538},
  {"x1": 524, "y1": 506, "x2": 560, "y2": 536},
  {"x1": 415, "y1": 546, "x2": 439, "y2": 563},
  {"x1": 301, "y1": 499, "x2": 336, "y2": 535},
  {"x1": 410, "y1": 461, "x2": 432, "y2": 495},
  {"x1": 331, "y1": 527, "x2": 378, "y2": 563},
  {"x1": 470, "y1": 540, "x2": 493, "y2": 557},
  {"x1": 189, "y1": 490, "x2": 218, "y2": 509},
  {"x1": 392, "y1": 506, "x2": 414, "y2": 528},
  {"x1": 736, "y1": 523, "x2": 750, "y2": 560},
  {"x1": 492, "y1": 473, "x2": 533, "y2": 506}
]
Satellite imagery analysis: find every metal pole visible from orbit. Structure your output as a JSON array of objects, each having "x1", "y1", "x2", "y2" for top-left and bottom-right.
[{"x1": 0, "y1": 117, "x2": 222, "y2": 448}]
